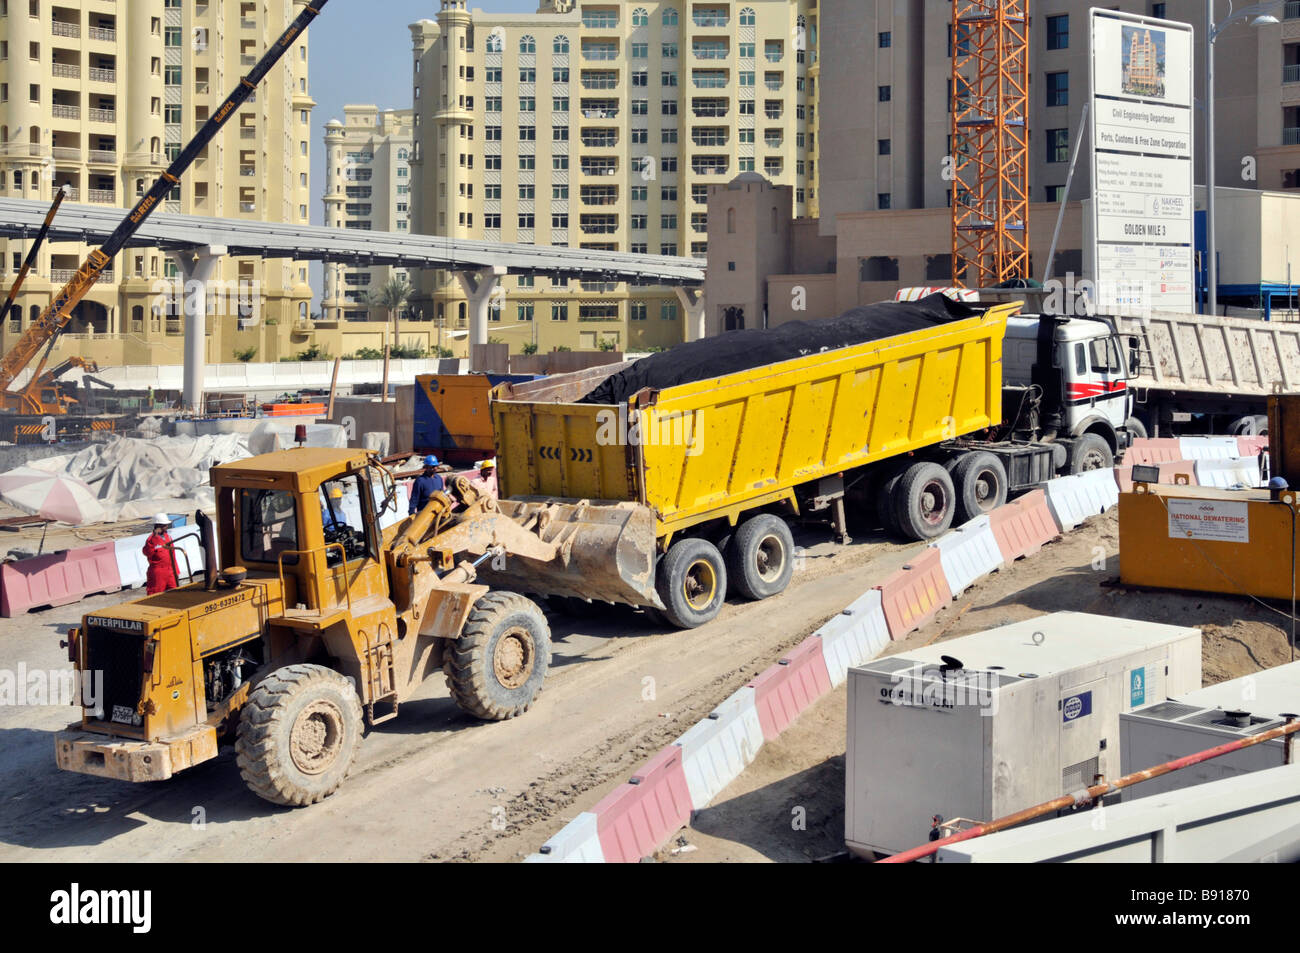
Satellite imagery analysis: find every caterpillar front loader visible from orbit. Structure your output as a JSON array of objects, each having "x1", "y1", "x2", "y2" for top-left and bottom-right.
[{"x1": 54, "y1": 447, "x2": 618, "y2": 805}]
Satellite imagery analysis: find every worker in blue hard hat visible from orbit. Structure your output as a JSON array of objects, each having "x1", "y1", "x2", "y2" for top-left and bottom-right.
[{"x1": 408, "y1": 454, "x2": 446, "y2": 515}]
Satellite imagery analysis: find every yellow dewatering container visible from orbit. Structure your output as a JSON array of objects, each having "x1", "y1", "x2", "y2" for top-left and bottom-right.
[
  {"x1": 1119, "y1": 482, "x2": 1300, "y2": 600},
  {"x1": 492, "y1": 302, "x2": 1018, "y2": 539}
]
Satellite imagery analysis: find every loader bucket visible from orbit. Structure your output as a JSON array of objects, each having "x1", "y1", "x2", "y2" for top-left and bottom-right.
[{"x1": 478, "y1": 497, "x2": 662, "y2": 608}]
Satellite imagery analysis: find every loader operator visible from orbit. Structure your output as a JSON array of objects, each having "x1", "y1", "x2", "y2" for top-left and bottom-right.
[
  {"x1": 142, "y1": 514, "x2": 179, "y2": 595},
  {"x1": 408, "y1": 455, "x2": 445, "y2": 515}
]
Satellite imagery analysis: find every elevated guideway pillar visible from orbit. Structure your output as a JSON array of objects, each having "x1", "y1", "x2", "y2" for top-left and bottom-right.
[
  {"x1": 676, "y1": 287, "x2": 707, "y2": 342},
  {"x1": 172, "y1": 244, "x2": 226, "y2": 413},
  {"x1": 458, "y1": 265, "x2": 507, "y2": 371}
]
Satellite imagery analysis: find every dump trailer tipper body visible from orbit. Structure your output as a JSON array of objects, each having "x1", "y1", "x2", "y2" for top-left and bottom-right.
[{"x1": 495, "y1": 303, "x2": 1013, "y2": 536}]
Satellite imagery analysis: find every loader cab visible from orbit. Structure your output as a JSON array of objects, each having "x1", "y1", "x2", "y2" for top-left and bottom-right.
[
  {"x1": 1003, "y1": 316, "x2": 1133, "y2": 440},
  {"x1": 213, "y1": 448, "x2": 398, "y2": 615}
]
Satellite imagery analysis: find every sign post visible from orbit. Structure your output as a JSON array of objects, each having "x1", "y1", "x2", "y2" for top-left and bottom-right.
[{"x1": 1088, "y1": 9, "x2": 1195, "y2": 316}]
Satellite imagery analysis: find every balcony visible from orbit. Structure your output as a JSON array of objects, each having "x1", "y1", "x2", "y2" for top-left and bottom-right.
[
  {"x1": 87, "y1": 149, "x2": 116, "y2": 164},
  {"x1": 1285, "y1": 127, "x2": 1300, "y2": 145},
  {"x1": 582, "y1": 45, "x2": 619, "y2": 61},
  {"x1": 89, "y1": 107, "x2": 116, "y2": 123},
  {"x1": 240, "y1": 127, "x2": 256, "y2": 138},
  {"x1": 51, "y1": 146, "x2": 81, "y2": 161},
  {"x1": 240, "y1": 201, "x2": 257, "y2": 213},
  {"x1": 240, "y1": 165, "x2": 256, "y2": 176},
  {"x1": 241, "y1": 54, "x2": 257, "y2": 66},
  {"x1": 693, "y1": 44, "x2": 729, "y2": 60},
  {"x1": 52, "y1": 269, "x2": 112, "y2": 283},
  {"x1": 54, "y1": 186, "x2": 79, "y2": 200},
  {"x1": 52, "y1": 63, "x2": 81, "y2": 79},
  {"x1": 88, "y1": 26, "x2": 116, "y2": 42},
  {"x1": 692, "y1": 12, "x2": 729, "y2": 28},
  {"x1": 52, "y1": 104, "x2": 81, "y2": 120},
  {"x1": 52, "y1": 21, "x2": 81, "y2": 39},
  {"x1": 88, "y1": 67, "x2": 116, "y2": 83},
  {"x1": 87, "y1": 189, "x2": 115, "y2": 203}
]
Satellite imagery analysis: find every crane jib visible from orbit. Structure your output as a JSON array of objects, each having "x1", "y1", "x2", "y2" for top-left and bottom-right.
[{"x1": 0, "y1": 0, "x2": 329, "y2": 401}]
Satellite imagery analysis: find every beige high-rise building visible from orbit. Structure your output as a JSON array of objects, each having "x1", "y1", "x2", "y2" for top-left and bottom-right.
[
  {"x1": 0, "y1": 0, "x2": 316, "y2": 369},
  {"x1": 322, "y1": 105, "x2": 415, "y2": 324},
  {"x1": 408, "y1": 0, "x2": 819, "y2": 354}
]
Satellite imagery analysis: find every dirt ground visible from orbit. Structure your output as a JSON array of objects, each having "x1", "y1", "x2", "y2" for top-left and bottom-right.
[
  {"x1": 662, "y1": 512, "x2": 1298, "y2": 864},
  {"x1": 0, "y1": 508, "x2": 1292, "y2": 864}
]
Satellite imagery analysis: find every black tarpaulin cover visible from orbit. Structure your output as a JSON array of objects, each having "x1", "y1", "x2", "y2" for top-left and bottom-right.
[{"x1": 579, "y1": 293, "x2": 980, "y2": 405}]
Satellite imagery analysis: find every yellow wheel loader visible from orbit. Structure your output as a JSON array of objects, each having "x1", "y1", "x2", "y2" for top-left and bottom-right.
[{"x1": 54, "y1": 447, "x2": 582, "y2": 806}]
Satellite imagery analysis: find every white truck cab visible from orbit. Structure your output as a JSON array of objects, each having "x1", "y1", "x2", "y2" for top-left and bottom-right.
[{"x1": 1002, "y1": 315, "x2": 1136, "y2": 466}]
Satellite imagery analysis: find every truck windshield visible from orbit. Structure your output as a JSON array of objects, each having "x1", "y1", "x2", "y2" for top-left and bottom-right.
[
  {"x1": 319, "y1": 474, "x2": 373, "y2": 565},
  {"x1": 240, "y1": 489, "x2": 299, "y2": 565}
]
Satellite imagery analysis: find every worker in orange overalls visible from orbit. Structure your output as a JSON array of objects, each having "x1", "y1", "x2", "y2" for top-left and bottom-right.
[{"x1": 142, "y1": 513, "x2": 179, "y2": 595}]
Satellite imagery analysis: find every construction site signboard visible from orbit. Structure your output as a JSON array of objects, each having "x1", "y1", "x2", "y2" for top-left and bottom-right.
[
  {"x1": 1166, "y1": 498, "x2": 1250, "y2": 544},
  {"x1": 1089, "y1": 9, "x2": 1195, "y2": 316}
]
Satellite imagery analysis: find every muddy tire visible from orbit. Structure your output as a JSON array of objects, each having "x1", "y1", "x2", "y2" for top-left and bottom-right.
[
  {"x1": 235, "y1": 663, "x2": 363, "y2": 807},
  {"x1": 892, "y1": 461, "x2": 956, "y2": 540},
  {"x1": 655, "y1": 537, "x2": 727, "y2": 629},
  {"x1": 951, "y1": 451, "x2": 1008, "y2": 524},
  {"x1": 727, "y1": 514, "x2": 795, "y2": 601},
  {"x1": 876, "y1": 460, "x2": 910, "y2": 536},
  {"x1": 1068, "y1": 433, "x2": 1114, "y2": 473},
  {"x1": 447, "y1": 591, "x2": 551, "y2": 721}
]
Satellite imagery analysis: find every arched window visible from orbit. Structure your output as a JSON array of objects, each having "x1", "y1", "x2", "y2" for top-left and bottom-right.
[
  {"x1": 662, "y1": 8, "x2": 678, "y2": 26},
  {"x1": 132, "y1": 305, "x2": 144, "y2": 331},
  {"x1": 739, "y1": 7, "x2": 756, "y2": 26},
  {"x1": 486, "y1": 31, "x2": 503, "y2": 53},
  {"x1": 727, "y1": 208, "x2": 736, "y2": 234},
  {"x1": 519, "y1": 35, "x2": 536, "y2": 54},
  {"x1": 30, "y1": 304, "x2": 41, "y2": 324},
  {"x1": 398, "y1": 148, "x2": 409, "y2": 160},
  {"x1": 632, "y1": 8, "x2": 649, "y2": 27},
  {"x1": 553, "y1": 35, "x2": 569, "y2": 53}
]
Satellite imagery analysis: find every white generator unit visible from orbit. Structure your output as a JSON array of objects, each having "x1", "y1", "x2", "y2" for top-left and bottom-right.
[
  {"x1": 1120, "y1": 661, "x2": 1300, "y2": 800},
  {"x1": 846, "y1": 612, "x2": 1202, "y2": 859}
]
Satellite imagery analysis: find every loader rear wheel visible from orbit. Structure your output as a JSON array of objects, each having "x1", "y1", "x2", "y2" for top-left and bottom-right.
[
  {"x1": 447, "y1": 591, "x2": 551, "y2": 721},
  {"x1": 727, "y1": 514, "x2": 795, "y2": 601},
  {"x1": 235, "y1": 663, "x2": 363, "y2": 807},
  {"x1": 893, "y1": 462, "x2": 956, "y2": 540},
  {"x1": 655, "y1": 537, "x2": 727, "y2": 629}
]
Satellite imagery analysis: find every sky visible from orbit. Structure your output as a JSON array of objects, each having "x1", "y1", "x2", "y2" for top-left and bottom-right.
[{"x1": 305, "y1": 1, "x2": 541, "y2": 307}]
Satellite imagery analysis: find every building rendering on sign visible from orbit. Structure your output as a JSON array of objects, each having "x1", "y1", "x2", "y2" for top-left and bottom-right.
[
  {"x1": 407, "y1": 0, "x2": 821, "y2": 354},
  {"x1": 0, "y1": 0, "x2": 316, "y2": 368},
  {"x1": 1122, "y1": 27, "x2": 1162, "y2": 96}
]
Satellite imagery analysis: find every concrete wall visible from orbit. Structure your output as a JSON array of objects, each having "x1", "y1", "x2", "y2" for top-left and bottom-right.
[{"x1": 704, "y1": 176, "x2": 794, "y2": 334}]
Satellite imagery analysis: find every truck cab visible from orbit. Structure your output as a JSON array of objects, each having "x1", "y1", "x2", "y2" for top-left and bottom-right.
[{"x1": 1002, "y1": 315, "x2": 1135, "y2": 464}]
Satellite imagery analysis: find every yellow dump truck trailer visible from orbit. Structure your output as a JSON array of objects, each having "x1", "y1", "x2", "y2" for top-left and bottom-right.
[{"x1": 487, "y1": 299, "x2": 1136, "y2": 627}]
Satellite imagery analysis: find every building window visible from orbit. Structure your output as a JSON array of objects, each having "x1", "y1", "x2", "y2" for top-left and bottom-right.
[
  {"x1": 1046, "y1": 14, "x2": 1069, "y2": 50},
  {"x1": 552, "y1": 303, "x2": 569, "y2": 321},
  {"x1": 519, "y1": 35, "x2": 536, "y2": 54},
  {"x1": 878, "y1": 138, "x2": 891, "y2": 156},
  {"x1": 878, "y1": 85, "x2": 891, "y2": 102},
  {"x1": 663, "y1": 8, "x2": 679, "y2": 26},
  {"x1": 1046, "y1": 128, "x2": 1069, "y2": 163},
  {"x1": 879, "y1": 31, "x2": 891, "y2": 49},
  {"x1": 1152, "y1": 3, "x2": 1167, "y2": 18},
  {"x1": 878, "y1": 194, "x2": 892, "y2": 210},
  {"x1": 661, "y1": 301, "x2": 678, "y2": 320},
  {"x1": 1046, "y1": 185, "x2": 1065, "y2": 202},
  {"x1": 633, "y1": 8, "x2": 649, "y2": 27},
  {"x1": 630, "y1": 301, "x2": 647, "y2": 321},
  {"x1": 554, "y1": 36, "x2": 569, "y2": 54},
  {"x1": 1046, "y1": 71, "x2": 1068, "y2": 108}
]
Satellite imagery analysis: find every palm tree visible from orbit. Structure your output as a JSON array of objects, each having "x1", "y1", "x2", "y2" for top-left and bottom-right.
[{"x1": 379, "y1": 275, "x2": 414, "y2": 354}]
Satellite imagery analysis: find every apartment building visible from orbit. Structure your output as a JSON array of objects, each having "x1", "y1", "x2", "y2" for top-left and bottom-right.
[
  {"x1": 0, "y1": 0, "x2": 316, "y2": 368},
  {"x1": 408, "y1": 0, "x2": 819, "y2": 354},
  {"x1": 705, "y1": 0, "x2": 1300, "y2": 333},
  {"x1": 321, "y1": 105, "x2": 415, "y2": 324}
]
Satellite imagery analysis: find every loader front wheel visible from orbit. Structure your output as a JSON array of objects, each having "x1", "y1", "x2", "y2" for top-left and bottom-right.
[
  {"x1": 655, "y1": 537, "x2": 727, "y2": 629},
  {"x1": 448, "y1": 591, "x2": 551, "y2": 721},
  {"x1": 235, "y1": 663, "x2": 363, "y2": 807}
]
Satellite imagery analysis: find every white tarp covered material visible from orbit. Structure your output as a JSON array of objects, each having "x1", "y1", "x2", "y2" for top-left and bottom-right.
[{"x1": 11, "y1": 423, "x2": 346, "y2": 523}]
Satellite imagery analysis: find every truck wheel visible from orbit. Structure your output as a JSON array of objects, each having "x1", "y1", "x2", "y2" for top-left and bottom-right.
[
  {"x1": 655, "y1": 537, "x2": 728, "y2": 629},
  {"x1": 1069, "y1": 433, "x2": 1113, "y2": 473},
  {"x1": 893, "y1": 462, "x2": 956, "y2": 540},
  {"x1": 1124, "y1": 416, "x2": 1148, "y2": 439},
  {"x1": 952, "y1": 452, "x2": 1008, "y2": 524},
  {"x1": 447, "y1": 591, "x2": 551, "y2": 721},
  {"x1": 727, "y1": 514, "x2": 795, "y2": 601},
  {"x1": 877, "y1": 461, "x2": 910, "y2": 536},
  {"x1": 235, "y1": 663, "x2": 364, "y2": 807}
]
